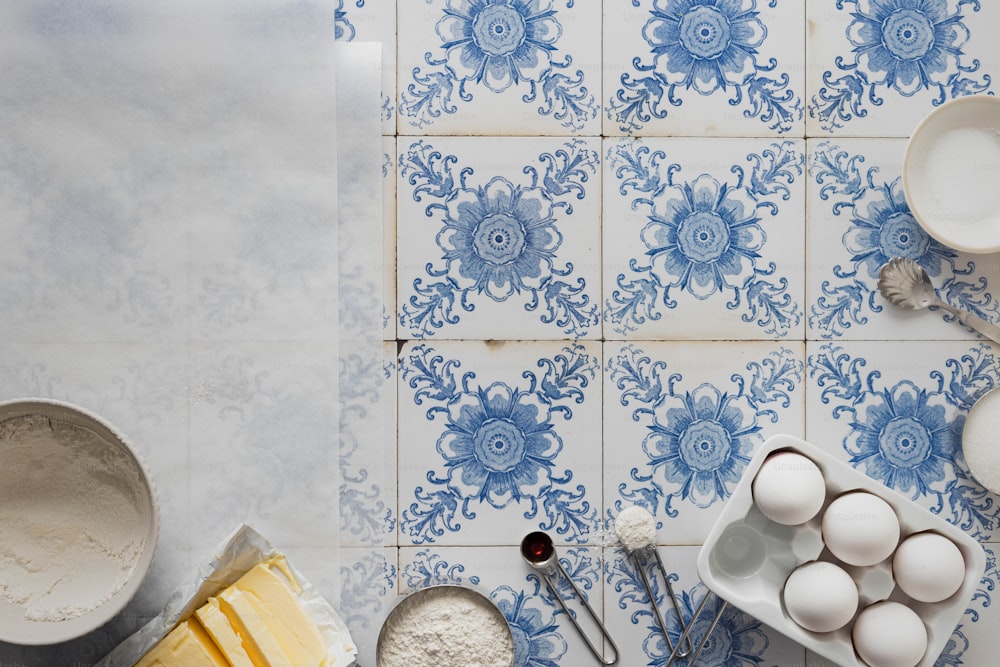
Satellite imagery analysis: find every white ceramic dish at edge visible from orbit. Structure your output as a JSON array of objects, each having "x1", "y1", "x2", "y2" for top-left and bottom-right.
[
  {"x1": 0, "y1": 398, "x2": 159, "y2": 646},
  {"x1": 961, "y1": 386, "x2": 1000, "y2": 495},
  {"x1": 697, "y1": 434, "x2": 986, "y2": 667},
  {"x1": 903, "y1": 95, "x2": 1000, "y2": 254}
]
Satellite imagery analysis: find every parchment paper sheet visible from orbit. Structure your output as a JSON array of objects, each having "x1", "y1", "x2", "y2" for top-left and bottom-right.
[
  {"x1": 0, "y1": 1, "x2": 344, "y2": 662},
  {"x1": 98, "y1": 524, "x2": 357, "y2": 667}
]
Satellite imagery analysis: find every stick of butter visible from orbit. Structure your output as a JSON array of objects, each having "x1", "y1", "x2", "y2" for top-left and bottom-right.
[
  {"x1": 136, "y1": 557, "x2": 335, "y2": 667},
  {"x1": 134, "y1": 620, "x2": 228, "y2": 667},
  {"x1": 223, "y1": 561, "x2": 328, "y2": 665},
  {"x1": 194, "y1": 598, "x2": 255, "y2": 667}
]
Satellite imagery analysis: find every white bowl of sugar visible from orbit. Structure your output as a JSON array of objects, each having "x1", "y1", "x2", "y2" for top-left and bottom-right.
[
  {"x1": 0, "y1": 398, "x2": 158, "y2": 645},
  {"x1": 903, "y1": 95, "x2": 1000, "y2": 254},
  {"x1": 962, "y1": 387, "x2": 1000, "y2": 495}
]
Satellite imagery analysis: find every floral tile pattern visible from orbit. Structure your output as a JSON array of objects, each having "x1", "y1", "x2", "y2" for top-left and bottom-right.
[
  {"x1": 806, "y1": 138, "x2": 1000, "y2": 340},
  {"x1": 339, "y1": 342, "x2": 397, "y2": 548},
  {"x1": 337, "y1": 3, "x2": 1000, "y2": 666},
  {"x1": 604, "y1": 0, "x2": 806, "y2": 137},
  {"x1": 805, "y1": 340, "x2": 1000, "y2": 666},
  {"x1": 339, "y1": 546, "x2": 397, "y2": 662},
  {"x1": 336, "y1": 0, "x2": 398, "y2": 134},
  {"x1": 7, "y1": 1, "x2": 1000, "y2": 666},
  {"x1": 604, "y1": 137, "x2": 806, "y2": 339},
  {"x1": 806, "y1": 341, "x2": 1000, "y2": 533},
  {"x1": 382, "y1": 136, "x2": 397, "y2": 339},
  {"x1": 605, "y1": 341, "x2": 806, "y2": 544},
  {"x1": 397, "y1": 340, "x2": 603, "y2": 546},
  {"x1": 397, "y1": 136, "x2": 602, "y2": 340},
  {"x1": 806, "y1": 0, "x2": 999, "y2": 136},
  {"x1": 397, "y1": 0, "x2": 602, "y2": 134},
  {"x1": 605, "y1": 545, "x2": 805, "y2": 666}
]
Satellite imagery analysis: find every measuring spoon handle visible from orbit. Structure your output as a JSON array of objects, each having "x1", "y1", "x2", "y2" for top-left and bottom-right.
[
  {"x1": 541, "y1": 560, "x2": 619, "y2": 665},
  {"x1": 935, "y1": 299, "x2": 1000, "y2": 345}
]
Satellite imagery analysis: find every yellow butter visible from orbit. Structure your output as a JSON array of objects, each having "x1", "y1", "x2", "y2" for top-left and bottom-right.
[
  {"x1": 231, "y1": 562, "x2": 327, "y2": 665},
  {"x1": 134, "y1": 619, "x2": 229, "y2": 667},
  {"x1": 218, "y1": 586, "x2": 292, "y2": 667},
  {"x1": 136, "y1": 556, "x2": 338, "y2": 667},
  {"x1": 195, "y1": 596, "x2": 256, "y2": 667}
]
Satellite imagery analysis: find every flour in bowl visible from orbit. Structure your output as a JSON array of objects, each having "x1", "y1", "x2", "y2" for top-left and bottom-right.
[
  {"x1": 0, "y1": 414, "x2": 151, "y2": 621},
  {"x1": 378, "y1": 586, "x2": 514, "y2": 667}
]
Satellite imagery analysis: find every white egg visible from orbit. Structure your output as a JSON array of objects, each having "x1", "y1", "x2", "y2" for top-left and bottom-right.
[
  {"x1": 752, "y1": 452, "x2": 827, "y2": 525},
  {"x1": 782, "y1": 561, "x2": 858, "y2": 633},
  {"x1": 853, "y1": 601, "x2": 927, "y2": 667},
  {"x1": 893, "y1": 532, "x2": 966, "y2": 603},
  {"x1": 822, "y1": 492, "x2": 899, "y2": 566}
]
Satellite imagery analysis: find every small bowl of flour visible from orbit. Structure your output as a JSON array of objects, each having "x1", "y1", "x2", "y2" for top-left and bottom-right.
[
  {"x1": 0, "y1": 399, "x2": 158, "y2": 645},
  {"x1": 903, "y1": 95, "x2": 1000, "y2": 253},
  {"x1": 376, "y1": 584, "x2": 515, "y2": 667}
]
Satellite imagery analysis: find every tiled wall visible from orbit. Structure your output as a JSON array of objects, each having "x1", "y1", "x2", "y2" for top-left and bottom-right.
[{"x1": 338, "y1": 1, "x2": 1000, "y2": 665}]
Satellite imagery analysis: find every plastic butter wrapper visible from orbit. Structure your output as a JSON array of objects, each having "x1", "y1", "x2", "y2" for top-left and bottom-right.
[{"x1": 98, "y1": 524, "x2": 356, "y2": 667}]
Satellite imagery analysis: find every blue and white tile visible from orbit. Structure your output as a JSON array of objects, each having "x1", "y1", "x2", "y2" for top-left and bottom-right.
[
  {"x1": 382, "y1": 136, "x2": 397, "y2": 339},
  {"x1": 399, "y1": 546, "x2": 609, "y2": 665},
  {"x1": 335, "y1": 0, "x2": 397, "y2": 134},
  {"x1": 806, "y1": 139, "x2": 1000, "y2": 341},
  {"x1": 397, "y1": 340, "x2": 603, "y2": 546},
  {"x1": 806, "y1": 0, "x2": 1000, "y2": 136},
  {"x1": 605, "y1": 545, "x2": 805, "y2": 666},
  {"x1": 604, "y1": 137, "x2": 806, "y2": 340},
  {"x1": 604, "y1": 0, "x2": 806, "y2": 137},
  {"x1": 397, "y1": 136, "x2": 602, "y2": 340},
  {"x1": 605, "y1": 341, "x2": 806, "y2": 545},
  {"x1": 339, "y1": 546, "x2": 397, "y2": 666},
  {"x1": 933, "y1": 572, "x2": 1000, "y2": 667},
  {"x1": 805, "y1": 340, "x2": 1000, "y2": 665},
  {"x1": 293, "y1": 545, "x2": 382, "y2": 639},
  {"x1": 339, "y1": 341, "x2": 397, "y2": 548},
  {"x1": 397, "y1": 0, "x2": 602, "y2": 135},
  {"x1": 338, "y1": 40, "x2": 385, "y2": 346},
  {"x1": 805, "y1": 340, "x2": 1000, "y2": 537},
  {"x1": 382, "y1": 341, "x2": 398, "y2": 542}
]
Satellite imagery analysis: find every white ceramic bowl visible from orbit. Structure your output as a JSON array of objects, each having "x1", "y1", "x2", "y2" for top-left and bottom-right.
[
  {"x1": 0, "y1": 399, "x2": 159, "y2": 645},
  {"x1": 961, "y1": 386, "x2": 1000, "y2": 495},
  {"x1": 698, "y1": 435, "x2": 985, "y2": 667},
  {"x1": 902, "y1": 96, "x2": 1000, "y2": 253},
  {"x1": 376, "y1": 584, "x2": 515, "y2": 667}
]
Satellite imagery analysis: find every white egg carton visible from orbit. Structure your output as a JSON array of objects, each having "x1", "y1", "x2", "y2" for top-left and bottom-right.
[{"x1": 697, "y1": 434, "x2": 986, "y2": 667}]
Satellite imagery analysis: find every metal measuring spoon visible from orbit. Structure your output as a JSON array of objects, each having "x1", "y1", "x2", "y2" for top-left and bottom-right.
[
  {"x1": 614, "y1": 506, "x2": 693, "y2": 659},
  {"x1": 878, "y1": 257, "x2": 1000, "y2": 344},
  {"x1": 521, "y1": 531, "x2": 619, "y2": 665}
]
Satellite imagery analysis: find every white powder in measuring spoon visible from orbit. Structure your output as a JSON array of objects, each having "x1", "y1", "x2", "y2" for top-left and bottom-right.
[
  {"x1": 378, "y1": 586, "x2": 514, "y2": 667},
  {"x1": 615, "y1": 505, "x2": 657, "y2": 552},
  {"x1": 0, "y1": 414, "x2": 149, "y2": 621}
]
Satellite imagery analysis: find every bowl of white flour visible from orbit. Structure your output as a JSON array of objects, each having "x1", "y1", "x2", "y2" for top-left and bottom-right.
[
  {"x1": 903, "y1": 95, "x2": 1000, "y2": 253},
  {"x1": 376, "y1": 584, "x2": 515, "y2": 667},
  {"x1": 0, "y1": 398, "x2": 158, "y2": 645}
]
